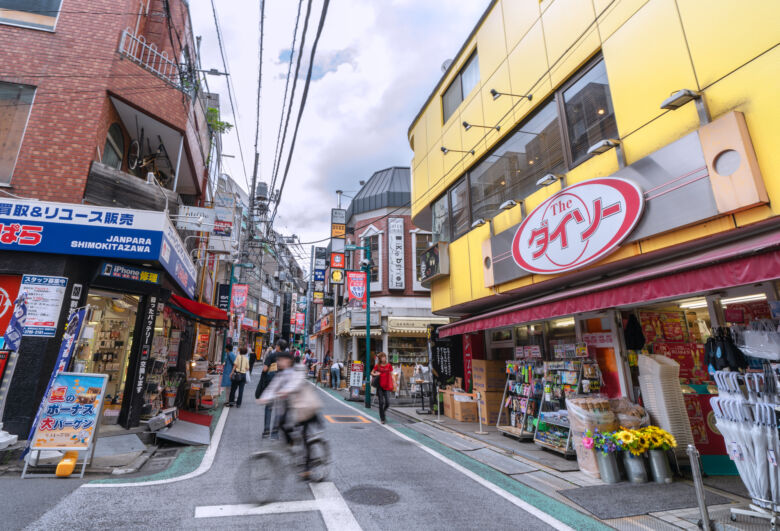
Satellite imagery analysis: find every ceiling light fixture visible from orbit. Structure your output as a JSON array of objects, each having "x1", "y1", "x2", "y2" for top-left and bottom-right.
[{"x1": 721, "y1": 293, "x2": 767, "y2": 307}]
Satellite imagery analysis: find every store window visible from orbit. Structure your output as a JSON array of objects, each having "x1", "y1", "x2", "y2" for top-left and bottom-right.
[
  {"x1": 102, "y1": 123, "x2": 124, "y2": 170},
  {"x1": 450, "y1": 179, "x2": 470, "y2": 240},
  {"x1": 431, "y1": 194, "x2": 450, "y2": 243},
  {"x1": 442, "y1": 52, "x2": 480, "y2": 123},
  {"x1": 412, "y1": 230, "x2": 432, "y2": 291},
  {"x1": 0, "y1": 82, "x2": 35, "y2": 185},
  {"x1": 561, "y1": 59, "x2": 618, "y2": 165},
  {"x1": 0, "y1": 0, "x2": 62, "y2": 31}
]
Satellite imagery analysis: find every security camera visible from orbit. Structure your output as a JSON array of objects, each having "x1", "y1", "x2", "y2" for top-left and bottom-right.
[{"x1": 359, "y1": 258, "x2": 371, "y2": 267}]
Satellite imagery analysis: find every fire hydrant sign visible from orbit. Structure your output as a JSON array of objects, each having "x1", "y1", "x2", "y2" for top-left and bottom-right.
[
  {"x1": 30, "y1": 372, "x2": 107, "y2": 450},
  {"x1": 20, "y1": 275, "x2": 67, "y2": 337},
  {"x1": 512, "y1": 178, "x2": 644, "y2": 274}
]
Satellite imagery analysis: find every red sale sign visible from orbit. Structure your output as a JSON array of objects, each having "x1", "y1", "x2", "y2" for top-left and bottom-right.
[
  {"x1": 512, "y1": 178, "x2": 644, "y2": 274},
  {"x1": 346, "y1": 271, "x2": 367, "y2": 301}
]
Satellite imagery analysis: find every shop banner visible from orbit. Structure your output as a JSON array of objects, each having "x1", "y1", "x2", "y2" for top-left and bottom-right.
[
  {"x1": 29, "y1": 372, "x2": 107, "y2": 450},
  {"x1": 313, "y1": 291, "x2": 324, "y2": 304},
  {"x1": 295, "y1": 313, "x2": 305, "y2": 334},
  {"x1": 20, "y1": 275, "x2": 67, "y2": 337},
  {"x1": 330, "y1": 253, "x2": 345, "y2": 269},
  {"x1": 0, "y1": 275, "x2": 21, "y2": 337},
  {"x1": 388, "y1": 218, "x2": 405, "y2": 290},
  {"x1": 98, "y1": 262, "x2": 162, "y2": 285},
  {"x1": 231, "y1": 284, "x2": 248, "y2": 311},
  {"x1": 2, "y1": 291, "x2": 26, "y2": 351},
  {"x1": 462, "y1": 334, "x2": 475, "y2": 393},
  {"x1": 346, "y1": 271, "x2": 367, "y2": 301},
  {"x1": 349, "y1": 361, "x2": 364, "y2": 387},
  {"x1": 0, "y1": 199, "x2": 196, "y2": 298},
  {"x1": 23, "y1": 307, "x2": 88, "y2": 456},
  {"x1": 258, "y1": 315, "x2": 268, "y2": 333},
  {"x1": 431, "y1": 332, "x2": 464, "y2": 387},
  {"x1": 216, "y1": 284, "x2": 231, "y2": 312},
  {"x1": 313, "y1": 269, "x2": 325, "y2": 282}
]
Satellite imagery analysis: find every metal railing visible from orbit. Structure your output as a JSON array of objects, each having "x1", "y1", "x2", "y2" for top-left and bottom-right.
[{"x1": 118, "y1": 28, "x2": 184, "y2": 90}]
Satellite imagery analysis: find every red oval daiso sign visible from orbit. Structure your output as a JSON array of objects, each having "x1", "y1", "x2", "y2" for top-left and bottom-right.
[{"x1": 512, "y1": 178, "x2": 644, "y2": 274}]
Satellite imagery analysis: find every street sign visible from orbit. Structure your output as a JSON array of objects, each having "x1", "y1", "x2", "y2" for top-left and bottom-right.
[
  {"x1": 330, "y1": 269, "x2": 344, "y2": 284},
  {"x1": 345, "y1": 244, "x2": 362, "y2": 251}
]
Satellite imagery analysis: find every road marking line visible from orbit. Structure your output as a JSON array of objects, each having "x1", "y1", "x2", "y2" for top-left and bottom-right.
[
  {"x1": 316, "y1": 386, "x2": 574, "y2": 531},
  {"x1": 323, "y1": 414, "x2": 371, "y2": 424},
  {"x1": 194, "y1": 481, "x2": 361, "y2": 531},
  {"x1": 83, "y1": 406, "x2": 231, "y2": 488}
]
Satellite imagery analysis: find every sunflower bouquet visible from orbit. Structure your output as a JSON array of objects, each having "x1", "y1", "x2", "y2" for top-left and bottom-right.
[
  {"x1": 614, "y1": 428, "x2": 650, "y2": 456},
  {"x1": 640, "y1": 426, "x2": 677, "y2": 451}
]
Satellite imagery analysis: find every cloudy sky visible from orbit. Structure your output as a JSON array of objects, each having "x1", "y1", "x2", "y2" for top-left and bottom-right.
[{"x1": 190, "y1": 0, "x2": 487, "y2": 256}]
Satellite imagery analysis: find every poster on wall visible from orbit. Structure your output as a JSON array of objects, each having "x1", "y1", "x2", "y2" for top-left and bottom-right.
[
  {"x1": 0, "y1": 275, "x2": 22, "y2": 337},
  {"x1": 20, "y1": 275, "x2": 67, "y2": 337},
  {"x1": 387, "y1": 218, "x2": 405, "y2": 290},
  {"x1": 638, "y1": 310, "x2": 687, "y2": 344},
  {"x1": 29, "y1": 373, "x2": 107, "y2": 450}
]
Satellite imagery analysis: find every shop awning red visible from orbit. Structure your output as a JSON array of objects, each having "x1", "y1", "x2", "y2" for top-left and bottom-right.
[
  {"x1": 169, "y1": 294, "x2": 228, "y2": 324},
  {"x1": 439, "y1": 230, "x2": 780, "y2": 338}
]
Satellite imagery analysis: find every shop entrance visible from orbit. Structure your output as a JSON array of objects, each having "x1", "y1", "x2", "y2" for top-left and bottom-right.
[{"x1": 71, "y1": 289, "x2": 139, "y2": 425}]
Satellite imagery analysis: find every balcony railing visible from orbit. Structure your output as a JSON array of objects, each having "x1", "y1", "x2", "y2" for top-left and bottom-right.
[{"x1": 118, "y1": 28, "x2": 186, "y2": 91}]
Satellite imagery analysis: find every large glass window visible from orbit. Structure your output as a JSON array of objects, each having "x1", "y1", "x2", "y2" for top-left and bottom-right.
[
  {"x1": 362, "y1": 235, "x2": 380, "y2": 283},
  {"x1": 413, "y1": 232, "x2": 432, "y2": 290},
  {"x1": 102, "y1": 123, "x2": 124, "y2": 170},
  {"x1": 442, "y1": 52, "x2": 480, "y2": 123},
  {"x1": 0, "y1": 0, "x2": 62, "y2": 31},
  {"x1": 0, "y1": 82, "x2": 35, "y2": 185},
  {"x1": 431, "y1": 194, "x2": 450, "y2": 244},
  {"x1": 562, "y1": 60, "x2": 618, "y2": 164},
  {"x1": 450, "y1": 179, "x2": 470, "y2": 240}
]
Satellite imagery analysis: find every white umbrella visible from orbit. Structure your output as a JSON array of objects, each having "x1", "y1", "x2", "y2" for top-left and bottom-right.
[
  {"x1": 712, "y1": 398, "x2": 758, "y2": 498},
  {"x1": 750, "y1": 402, "x2": 771, "y2": 507}
]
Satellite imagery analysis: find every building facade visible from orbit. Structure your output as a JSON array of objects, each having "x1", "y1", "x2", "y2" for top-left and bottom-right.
[{"x1": 408, "y1": 0, "x2": 779, "y2": 400}]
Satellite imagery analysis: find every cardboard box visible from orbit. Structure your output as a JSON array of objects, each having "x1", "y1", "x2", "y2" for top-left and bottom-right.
[
  {"x1": 190, "y1": 371, "x2": 207, "y2": 380},
  {"x1": 452, "y1": 392, "x2": 478, "y2": 422},
  {"x1": 442, "y1": 389, "x2": 454, "y2": 418},
  {"x1": 471, "y1": 360, "x2": 506, "y2": 392},
  {"x1": 477, "y1": 391, "x2": 506, "y2": 425}
]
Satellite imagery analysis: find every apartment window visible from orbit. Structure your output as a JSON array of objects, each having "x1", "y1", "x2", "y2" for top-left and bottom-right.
[
  {"x1": 442, "y1": 52, "x2": 480, "y2": 123},
  {"x1": 361, "y1": 230, "x2": 382, "y2": 291},
  {"x1": 412, "y1": 231, "x2": 432, "y2": 291},
  {"x1": 431, "y1": 194, "x2": 450, "y2": 244},
  {"x1": 102, "y1": 123, "x2": 124, "y2": 170},
  {"x1": 561, "y1": 59, "x2": 618, "y2": 164},
  {"x1": 0, "y1": 0, "x2": 62, "y2": 31},
  {"x1": 0, "y1": 82, "x2": 35, "y2": 185},
  {"x1": 450, "y1": 179, "x2": 470, "y2": 240}
]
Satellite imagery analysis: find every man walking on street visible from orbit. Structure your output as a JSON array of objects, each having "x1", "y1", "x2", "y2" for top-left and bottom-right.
[{"x1": 258, "y1": 339, "x2": 287, "y2": 438}]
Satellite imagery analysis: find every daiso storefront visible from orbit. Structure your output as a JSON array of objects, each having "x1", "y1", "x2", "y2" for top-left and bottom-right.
[{"x1": 0, "y1": 198, "x2": 204, "y2": 436}]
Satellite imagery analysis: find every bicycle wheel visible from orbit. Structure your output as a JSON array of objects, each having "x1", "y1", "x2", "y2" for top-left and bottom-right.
[
  {"x1": 306, "y1": 437, "x2": 331, "y2": 482},
  {"x1": 240, "y1": 450, "x2": 288, "y2": 504}
]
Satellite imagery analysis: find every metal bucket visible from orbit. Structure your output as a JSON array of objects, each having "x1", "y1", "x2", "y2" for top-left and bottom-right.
[
  {"x1": 648, "y1": 449, "x2": 673, "y2": 484},
  {"x1": 622, "y1": 451, "x2": 648, "y2": 483},
  {"x1": 596, "y1": 451, "x2": 621, "y2": 483}
]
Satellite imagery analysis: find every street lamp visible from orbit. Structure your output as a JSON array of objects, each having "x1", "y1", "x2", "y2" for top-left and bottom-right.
[{"x1": 346, "y1": 242, "x2": 373, "y2": 409}]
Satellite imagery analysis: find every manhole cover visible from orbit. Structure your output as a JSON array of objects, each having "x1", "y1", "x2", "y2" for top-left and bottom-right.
[{"x1": 344, "y1": 486, "x2": 400, "y2": 506}]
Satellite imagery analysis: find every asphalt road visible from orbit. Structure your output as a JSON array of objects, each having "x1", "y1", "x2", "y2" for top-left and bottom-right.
[{"x1": 12, "y1": 383, "x2": 588, "y2": 530}]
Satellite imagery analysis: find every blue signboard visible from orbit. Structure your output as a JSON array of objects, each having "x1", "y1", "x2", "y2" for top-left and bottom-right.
[
  {"x1": 314, "y1": 269, "x2": 326, "y2": 282},
  {"x1": 0, "y1": 199, "x2": 196, "y2": 298}
]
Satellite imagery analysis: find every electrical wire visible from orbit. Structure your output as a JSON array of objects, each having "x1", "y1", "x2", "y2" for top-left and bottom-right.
[
  {"x1": 270, "y1": 0, "x2": 330, "y2": 225},
  {"x1": 252, "y1": 0, "x2": 266, "y2": 156},
  {"x1": 270, "y1": 0, "x2": 304, "y2": 188}
]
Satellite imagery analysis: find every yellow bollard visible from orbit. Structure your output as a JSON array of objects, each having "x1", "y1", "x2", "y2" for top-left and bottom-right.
[{"x1": 55, "y1": 451, "x2": 79, "y2": 477}]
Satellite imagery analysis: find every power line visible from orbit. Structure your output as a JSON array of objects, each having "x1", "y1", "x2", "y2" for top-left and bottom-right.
[
  {"x1": 270, "y1": 0, "x2": 330, "y2": 225},
  {"x1": 270, "y1": 0, "x2": 304, "y2": 188},
  {"x1": 209, "y1": 0, "x2": 250, "y2": 191},
  {"x1": 269, "y1": 0, "x2": 313, "y2": 197}
]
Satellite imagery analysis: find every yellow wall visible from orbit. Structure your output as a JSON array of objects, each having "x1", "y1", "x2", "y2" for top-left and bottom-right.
[{"x1": 408, "y1": 0, "x2": 780, "y2": 313}]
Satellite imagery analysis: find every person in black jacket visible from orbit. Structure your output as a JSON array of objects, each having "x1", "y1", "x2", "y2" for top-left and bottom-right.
[{"x1": 256, "y1": 338, "x2": 288, "y2": 439}]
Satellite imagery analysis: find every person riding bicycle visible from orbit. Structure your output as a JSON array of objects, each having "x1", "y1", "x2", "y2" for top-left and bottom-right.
[{"x1": 257, "y1": 352, "x2": 324, "y2": 479}]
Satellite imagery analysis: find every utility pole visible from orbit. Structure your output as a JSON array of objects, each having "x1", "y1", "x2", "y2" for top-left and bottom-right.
[
  {"x1": 303, "y1": 244, "x2": 314, "y2": 350},
  {"x1": 363, "y1": 243, "x2": 372, "y2": 409}
]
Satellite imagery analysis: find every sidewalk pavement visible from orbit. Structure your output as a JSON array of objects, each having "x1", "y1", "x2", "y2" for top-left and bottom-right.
[{"x1": 390, "y1": 406, "x2": 756, "y2": 530}]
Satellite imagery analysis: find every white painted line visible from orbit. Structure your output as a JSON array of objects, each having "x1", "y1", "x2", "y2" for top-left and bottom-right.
[
  {"x1": 311, "y1": 481, "x2": 362, "y2": 531},
  {"x1": 194, "y1": 482, "x2": 361, "y2": 531},
  {"x1": 316, "y1": 386, "x2": 574, "y2": 531},
  {"x1": 82, "y1": 406, "x2": 231, "y2": 488}
]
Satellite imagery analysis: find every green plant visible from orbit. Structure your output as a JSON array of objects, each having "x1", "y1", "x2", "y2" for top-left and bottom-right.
[{"x1": 206, "y1": 107, "x2": 233, "y2": 134}]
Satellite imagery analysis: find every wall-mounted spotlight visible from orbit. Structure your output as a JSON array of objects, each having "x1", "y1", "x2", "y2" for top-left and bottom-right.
[
  {"x1": 470, "y1": 218, "x2": 487, "y2": 229},
  {"x1": 536, "y1": 173, "x2": 564, "y2": 187},
  {"x1": 490, "y1": 88, "x2": 533, "y2": 101},
  {"x1": 586, "y1": 138, "x2": 620, "y2": 155},
  {"x1": 499, "y1": 199, "x2": 517, "y2": 211},
  {"x1": 463, "y1": 121, "x2": 500, "y2": 132},
  {"x1": 441, "y1": 146, "x2": 475, "y2": 156},
  {"x1": 660, "y1": 88, "x2": 710, "y2": 125}
]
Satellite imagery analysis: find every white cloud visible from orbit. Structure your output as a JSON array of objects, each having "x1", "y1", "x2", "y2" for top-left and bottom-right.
[{"x1": 191, "y1": 0, "x2": 488, "y2": 247}]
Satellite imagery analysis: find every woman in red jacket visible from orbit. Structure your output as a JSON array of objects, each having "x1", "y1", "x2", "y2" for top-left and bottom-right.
[{"x1": 371, "y1": 352, "x2": 394, "y2": 424}]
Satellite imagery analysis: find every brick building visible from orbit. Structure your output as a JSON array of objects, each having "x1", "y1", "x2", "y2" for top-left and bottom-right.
[{"x1": 0, "y1": 0, "x2": 223, "y2": 436}]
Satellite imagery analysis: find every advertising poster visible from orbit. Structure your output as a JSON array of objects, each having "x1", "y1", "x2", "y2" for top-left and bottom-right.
[
  {"x1": 20, "y1": 275, "x2": 67, "y2": 337},
  {"x1": 0, "y1": 275, "x2": 22, "y2": 335},
  {"x1": 230, "y1": 284, "x2": 248, "y2": 311},
  {"x1": 639, "y1": 310, "x2": 687, "y2": 344},
  {"x1": 654, "y1": 342, "x2": 707, "y2": 382},
  {"x1": 30, "y1": 372, "x2": 107, "y2": 450},
  {"x1": 346, "y1": 271, "x2": 367, "y2": 302},
  {"x1": 295, "y1": 313, "x2": 305, "y2": 334}
]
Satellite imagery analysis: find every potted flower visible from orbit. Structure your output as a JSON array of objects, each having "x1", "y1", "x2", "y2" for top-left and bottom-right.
[
  {"x1": 584, "y1": 430, "x2": 621, "y2": 483},
  {"x1": 614, "y1": 428, "x2": 649, "y2": 483},
  {"x1": 641, "y1": 426, "x2": 676, "y2": 483}
]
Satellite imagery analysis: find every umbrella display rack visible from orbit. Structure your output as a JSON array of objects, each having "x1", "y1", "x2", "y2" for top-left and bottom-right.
[{"x1": 711, "y1": 365, "x2": 780, "y2": 528}]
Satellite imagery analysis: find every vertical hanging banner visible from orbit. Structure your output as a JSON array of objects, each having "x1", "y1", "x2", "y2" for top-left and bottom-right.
[
  {"x1": 346, "y1": 271, "x2": 367, "y2": 302},
  {"x1": 295, "y1": 312, "x2": 305, "y2": 334},
  {"x1": 230, "y1": 285, "x2": 248, "y2": 312},
  {"x1": 388, "y1": 218, "x2": 405, "y2": 290}
]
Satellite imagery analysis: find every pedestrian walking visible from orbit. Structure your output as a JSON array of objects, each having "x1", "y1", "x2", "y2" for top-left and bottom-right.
[
  {"x1": 371, "y1": 352, "x2": 394, "y2": 424},
  {"x1": 330, "y1": 360, "x2": 343, "y2": 389},
  {"x1": 221, "y1": 343, "x2": 236, "y2": 400},
  {"x1": 227, "y1": 346, "x2": 250, "y2": 407},
  {"x1": 256, "y1": 338, "x2": 287, "y2": 438},
  {"x1": 248, "y1": 343, "x2": 257, "y2": 373}
]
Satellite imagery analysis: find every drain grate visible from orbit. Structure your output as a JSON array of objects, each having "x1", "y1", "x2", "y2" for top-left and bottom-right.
[
  {"x1": 153, "y1": 448, "x2": 179, "y2": 458},
  {"x1": 344, "y1": 486, "x2": 400, "y2": 506}
]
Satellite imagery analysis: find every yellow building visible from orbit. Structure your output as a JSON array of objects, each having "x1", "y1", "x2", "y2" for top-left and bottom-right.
[{"x1": 410, "y1": 0, "x2": 780, "y2": 434}]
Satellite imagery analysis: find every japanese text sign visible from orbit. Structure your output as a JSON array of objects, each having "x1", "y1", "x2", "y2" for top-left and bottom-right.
[
  {"x1": 30, "y1": 372, "x2": 107, "y2": 450},
  {"x1": 20, "y1": 275, "x2": 67, "y2": 337},
  {"x1": 512, "y1": 178, "x2": 644, "y2": 274},
  {"x1": 346, "y1": 271, "x2": 367, "y2": 301},
  {"x1": 388, "y1": 218, "x2": 405, "y2": 290}
]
